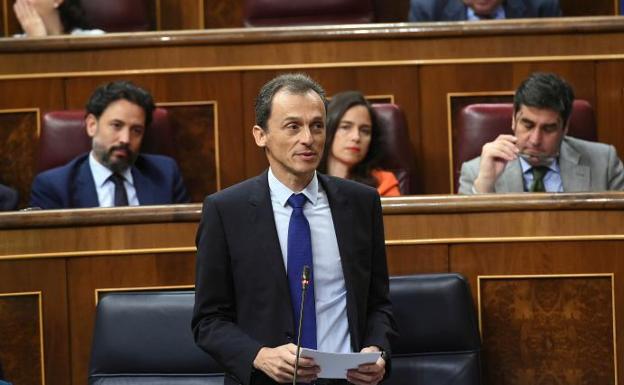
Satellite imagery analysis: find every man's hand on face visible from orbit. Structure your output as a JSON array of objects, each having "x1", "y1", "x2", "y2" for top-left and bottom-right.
[
  {"x1": 473, "y1": 134, "x2": 519, "y2": 193},
  {"x1": 253, "y1": 343, "x2": 320, "y2": 383},
  {"x1": 346, "y1": 346, "x2": 386, "y2": 385}
]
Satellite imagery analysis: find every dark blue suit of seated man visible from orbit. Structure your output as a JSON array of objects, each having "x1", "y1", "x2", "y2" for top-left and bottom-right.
[{"x1": 29, "y1": 81, "x2": 189, "y2": 209}]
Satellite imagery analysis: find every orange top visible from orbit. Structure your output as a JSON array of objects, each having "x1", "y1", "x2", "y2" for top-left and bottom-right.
[{"x1": 372, "y1": 169, "x2": 401, "y2": 197}]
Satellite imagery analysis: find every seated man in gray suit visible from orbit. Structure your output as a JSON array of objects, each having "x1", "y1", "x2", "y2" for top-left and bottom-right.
[
  {"x1": 409, "y1": 0, "x2": 561, "y2": 22},
  {"x1": 459, "y1": 72, "x2": 624, "y2": 194}
]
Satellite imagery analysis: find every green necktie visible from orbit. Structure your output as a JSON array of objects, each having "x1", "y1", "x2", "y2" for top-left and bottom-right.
[{"x1": 530, "y1": 166, "x2": 549, "y2": 192}]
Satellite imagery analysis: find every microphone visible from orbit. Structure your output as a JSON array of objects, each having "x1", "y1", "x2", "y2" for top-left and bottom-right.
[{"x1": 293, "y1": 265, "x2": 311, "y2": 385}]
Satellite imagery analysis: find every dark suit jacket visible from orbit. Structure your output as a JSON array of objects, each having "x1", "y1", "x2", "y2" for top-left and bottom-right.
[
  {"x1": 409, "y1": 0, "x2": 561, "y2": 21},
  {"x1": 192, "y1": 171, "x2": 397, "y2": 385},
  {"x1": 0, "y1": 183, "x2": 18, "y2": 211},
  {"x1": 29, "y1": 153, "x2": 189, "y2": 209}
]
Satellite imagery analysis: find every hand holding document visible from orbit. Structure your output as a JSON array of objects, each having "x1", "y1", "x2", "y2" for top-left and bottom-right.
[{"x1": 300, "y1": 348, "x2": 381, "y2": 379}]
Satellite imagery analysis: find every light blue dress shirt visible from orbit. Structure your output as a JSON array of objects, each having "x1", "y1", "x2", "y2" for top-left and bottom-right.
[
  {"x1": 519, "y1": 157, "x2": 563, "y2": 192},
  {"x1": 89, "y1": 152, "x2": 140, "y2": 206},
  {"x1": 466, "y1": 5, "x2": 505, "y2": 20},
  {"x1": 268, "y1": 168, "x2": 352, "y2": 353}
]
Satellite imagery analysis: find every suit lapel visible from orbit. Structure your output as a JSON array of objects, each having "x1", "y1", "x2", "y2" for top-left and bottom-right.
[
  {"x1": 74, "y1": 159, "x2": 99, "y2": 207},
  {"x1": 496, "y1": 160, "x2": 525, "y2": 192},
  {"x1": 504, "y1": 0, "x2": 527, "y2": 18},
  {"x1": 248, "y1": 171, "x2": 291, "y2": 300},
  {"x1": 560, "y1": 139, "x2": 589, "y2": 192},
  {"x1": 443, "y1": 0, "x2": 467, "y2": 20},
  {"x1": 132, "y1": 167, "x2": 155, "y2": 205}
]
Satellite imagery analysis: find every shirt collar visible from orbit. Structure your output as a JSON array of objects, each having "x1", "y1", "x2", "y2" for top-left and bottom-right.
[
  {"x1": 268, "y1": 167, "x2": 319, "y2": 207},
  {"x1": 519, "y1": 155, "x2": 560, "y2": 174},
  {"x1": 466, "y1": 4, "x2": 505, "y2": 20},
  {"x1": 89, "y1": 151, "x2": 135, "y2": 187}
]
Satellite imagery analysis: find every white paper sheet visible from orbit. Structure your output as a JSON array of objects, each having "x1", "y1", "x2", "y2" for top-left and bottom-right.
[{"x1": 299, "y1": 348, "x2": 381, "y2": 379}]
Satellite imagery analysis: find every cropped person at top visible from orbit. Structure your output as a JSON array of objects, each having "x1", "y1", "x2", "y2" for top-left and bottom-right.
[
  {"x1": 30, "y1": 81, "x2": 189, "y2": 209},
  {"x1": 318, "y1": 91, "x2": 401, "y2": 197},
  {"x1": 13, "y1": 0, "x2": 104, "y2": 37},
  {"x1": 459, "y1": 72, "x2": 624, "y2": 194},
  {"x1": 409, "y1": 0, "x2": 561, "y2": 22}
]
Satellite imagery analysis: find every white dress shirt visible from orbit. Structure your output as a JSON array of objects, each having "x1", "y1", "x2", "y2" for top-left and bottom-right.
[
  {"x1": 268, "y1": 168, "x2": 352, "y2": 353},
  {"x1": 89, "y1": 152, "x2": 139, "y2": 207}
]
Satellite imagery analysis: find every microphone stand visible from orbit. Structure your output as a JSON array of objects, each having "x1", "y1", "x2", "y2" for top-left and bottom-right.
[{"x1": 293, "y1": 265, "x2": 311, "y2": 385}]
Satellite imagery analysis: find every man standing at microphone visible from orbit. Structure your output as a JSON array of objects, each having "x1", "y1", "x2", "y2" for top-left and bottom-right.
[{"x1": 192, "y1": 73, "x2": 397, "y2": 385}]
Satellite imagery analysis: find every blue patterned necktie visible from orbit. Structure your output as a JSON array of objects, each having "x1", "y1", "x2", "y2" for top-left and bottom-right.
[
  {"x1": 286, "y1": 193, "x2": 317, "y2": 349},
  {"x1": 109, "y1": 173, "x2": 129, "y2": 206}
]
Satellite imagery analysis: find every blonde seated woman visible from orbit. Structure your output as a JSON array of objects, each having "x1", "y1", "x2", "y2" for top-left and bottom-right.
[
  {"x1": 319, "y1": 90, "x2": 401, "y2": 197},
  {"x1": 13, "y1": 0, "x2": 104, "y2": 37}
]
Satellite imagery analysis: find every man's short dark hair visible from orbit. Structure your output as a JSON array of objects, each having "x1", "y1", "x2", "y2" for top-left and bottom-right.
[
  {"x1": 86, "y1": 81, "x2": 155, "y2": 128},
  {"x1": 255, "y1": 73, "x2": 327, "y2": 130},
  {"x1": 513, "y1": 72, "x2": 575, "y2": 125}
]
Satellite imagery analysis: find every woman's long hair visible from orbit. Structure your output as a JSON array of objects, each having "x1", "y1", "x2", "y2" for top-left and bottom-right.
[
  {"x1": 319, "y1": 91, "x2": 385, "y2": 188},
  {"x1": 58, "y1": 0, "x2": 91, "y2": 32}
]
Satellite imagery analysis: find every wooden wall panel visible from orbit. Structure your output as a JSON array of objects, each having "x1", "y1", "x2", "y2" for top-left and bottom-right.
[
  {"x1": 0, "y1": 79, "x2": 64, "y2": 208},
  {"x1": 0, "y1": 111, "x2": 38, "y2": 208},
  {"x1": 560, "y1": 0, "x2": 616, "y2": 16},
  {"x1": 159, "y1": 0, "x2": 203, "y2": 30},
  {"x1": 67, "y1": 252, "x2": 196, "y2": 385},
  {"x1": 0, "y1": 293, "x2": 42, "y2": 385},
  {"x1": 596, "y1": 61, "x2": 624, "y2": 157},
  {"x1": 0, "y1": 259, "x2": 70, "y2": 385},
  {"x1": 450, "y1": 241, "x2": 624, "y2": 385},
  {"x1": 386, "y1": 244, "x2": 448, "y2": 275},
  {"x1": 480, "y1": 275, "x2": 615, "y2": 385},
  {"x1": 204, "y1": 0, "x2": 244, "y2": 28},
  {"x1": 161, "y1": 103, "x2": 217, "y2": 201}
]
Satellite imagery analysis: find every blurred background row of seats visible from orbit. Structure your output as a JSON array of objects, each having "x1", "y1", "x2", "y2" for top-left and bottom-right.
[{"x1": 2, "y1": 0, "x2": 622, "y2": 36}]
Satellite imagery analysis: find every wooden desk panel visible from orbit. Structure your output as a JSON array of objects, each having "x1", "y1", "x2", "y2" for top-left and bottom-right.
[{"x1": 1, "y1": 193, "x2": 624, "y2": 384}]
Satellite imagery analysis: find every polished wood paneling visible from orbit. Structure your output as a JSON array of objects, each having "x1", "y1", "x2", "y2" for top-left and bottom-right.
[
  {"x1": 165, "y1": 103, "x2": 217, "y2": 201},
  {"x1": 0, "y1": 111, "x2": 38, "y2": 208},
  {"x1": 160, "y1": 0, "x2": 203, "y2": 30},
  {"x1": 596, "y1": 61, "x2": 624, "y2": 153},
  {"x1": 450, "y1": 241, "x2": 624, "y2": 385},
  {"x1": 480, "y1": 275, "x2": 615, "y2": 385},
  {"x1": 0, "y1": 259, "x2": 69, "y2": 385},
  {"x1": 560, "y1": 0, "x2": 616, "y2": 16},
  {"x1": 67, "y1": 251, "x2": 196, "y2": 384},
  {"x1": 0, "y1": 293, "x2": 42, "y2": 385},
  {"x1": 386, "y1": 244, "x2": 448, "y2": 275},
  {"x1": 204, "y1": 0, "x2": 244, "y2": 28},
  {"x1": 1, "y1": 0, "x2": 5, "y2": 37},
  {"x1": 0, "y1": 79, "x2": 64, "y2": 207},
  {"x1": 1, "y1": 195, "x2": 624, "y2": 384}
]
